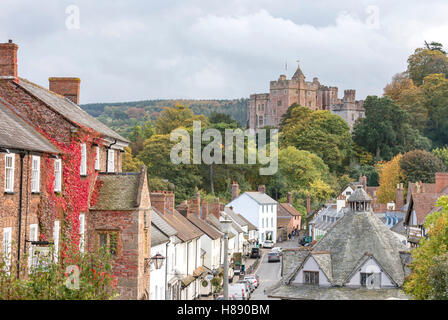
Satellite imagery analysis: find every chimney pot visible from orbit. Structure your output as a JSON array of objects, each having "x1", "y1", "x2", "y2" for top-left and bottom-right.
[
  {"x1": 258, "y1": 185, "x2": 266, "y2": 194},
  {"x1": 287, "y1": 192, "x2": 293, "y2": 204}
]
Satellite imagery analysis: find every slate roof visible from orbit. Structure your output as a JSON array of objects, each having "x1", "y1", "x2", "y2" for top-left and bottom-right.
[
  {"x1": 267, "y1": 206, "x2": 410, "y2": 300},
  {"x1": 18, "y1": 78, "x2": 129, "y2": 143},
  {"x1": 90, "y1": 171, "x2": 145, "y2": 211},
  {"x1": 244, "y1": 192, "x2": 277, "y2": 205},
  {"x1": 347, "y1": 187, "x2": 372, "y2": 202},
  {"x1": 152, "y1": 207, "x2": 203, "y2": 242},
  {"x1": 223, "y1": 207, "x2": 247, "y2": 228},
  {"x1": 206, "y1": 214, "x2": 236, "y2": 239},
  {"x1": 0, "y1": 101, "x2": 59, "y2": 154},
  {"x1": 151, "y1": 224, "x2": 170, "y2": 246},
  {"x1": 151, "y1": 209, "x2": 177, "y2": 237},
  {"x1": 236, "y1": 214, "x2": 257, "y2": 231},
  {"x1": 186, "y1": 213, "x2": 223, "y2": 240}
]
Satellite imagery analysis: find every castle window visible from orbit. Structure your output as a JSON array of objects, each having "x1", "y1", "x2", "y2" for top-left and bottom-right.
[
  {"x1": 277, "y1": 100, "x2": 282, "y2": 106},
  {"x1": 304, "y1": 271, "x2": 319, "y2": 285},
  {"x1": 97, "y1": 230, "x2": 120, "y2": 256},
  {"x1": 284, "y1": 90, "x2": 287, "y2": 94},
  {"x1": 5, "y1": 153, "x2": 15, "y2": 192}
]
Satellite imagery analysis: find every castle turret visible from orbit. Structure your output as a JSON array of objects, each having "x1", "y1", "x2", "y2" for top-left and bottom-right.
[{"x1": 343, "y1": 89, "x2": 356, "y2": 103}]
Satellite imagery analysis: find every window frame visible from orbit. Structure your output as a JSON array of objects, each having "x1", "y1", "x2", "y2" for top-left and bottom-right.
[
  {"x1": 80, "y1": 143, "x2": 87, "y2": 176},
  {"x1": 28, "y1": 224, "x2": 38, "y2": 270},
  {"x1": 97, "y1": 230, "x2": 120, "y2": 256},
  {"x1": 53, "y1": 221, "x2": 60, "y2": 262},
  {"x1": 31, "y1": 155, "x2": 41, "y2": 193},
  {"x1": 54, "y1": 159, "x2": 62, "y2": 192},
  {"x1": 95, "y1": 146, "x2": 100, "y2": 171},
  {"x1": 79, "y1": 214, "x2": 85, "y2": 252},
  {"x1": 303, "y1": 271, "x2": 319, "y2": 285},
  {"x1": 4, "y1": 153, "x2": 15, "y2": 192},
  {"x1": 107, "y1": 149, "x2": 115, "y2": 173},
  {"x1": 2, "y1": 227, "x2": 12, "y2": 271}
]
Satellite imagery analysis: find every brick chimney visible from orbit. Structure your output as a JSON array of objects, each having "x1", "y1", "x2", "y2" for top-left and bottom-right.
[
  {"x1": 232, "y1": 181, "x2": 239, "y2": 200},
  {"x1": 210, "y1": 198, "x2": 221, "y2": 219},
  {"x1": 201, "y1": 199, "x2": 209, "y2": 220},
  {"x1": 362, "y1": 176, "x2": 367, "y2": 191},
  {"x1": 258, "y1": 185, "x2": 266, "y2": 193},
  {"x1": 287, "y1": 192, "x2": 292, "y2": 205},
  {"x1": 0, "y1": 40, "x2": 18, "y2": 79},
  {"x1": 395, "y1": 183, "x2": 404, "y2": 210},
  {"x1": 306, "y1": 194, "x2": 311, "y2": 214},
  {"x1": 176, "y1": 200, "x2": 189, "y2": 217},
  {"x1": 49, "y1": 77, "x2": 81, "y2": 104},
  {"x1": 164, "y1": 191, "x2": 175, "y2": 212},
  {"x1": 150, "y1": 192, "x2": 166, "y2": 214},
  {"x1": 436, "y1": 172, "x2": 448, "y2": 194}
]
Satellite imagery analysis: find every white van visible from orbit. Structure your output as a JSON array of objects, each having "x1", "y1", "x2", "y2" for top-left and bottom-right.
[{"x1": 228, "y1": 283, "x2": 249, "y2": 300}]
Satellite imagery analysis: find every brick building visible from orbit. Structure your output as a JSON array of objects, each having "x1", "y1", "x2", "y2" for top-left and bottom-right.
[
  {"x1": 247, "y1": 62, "x2": 365, "y2": 130},
  {"x1": 0, "y1": 41, "x2": 150, "y2": 299}
]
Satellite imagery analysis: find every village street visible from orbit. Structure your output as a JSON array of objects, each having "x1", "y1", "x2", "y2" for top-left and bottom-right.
[{"x1": 250, "y1": 239, "x2": 299, "y2": 300}]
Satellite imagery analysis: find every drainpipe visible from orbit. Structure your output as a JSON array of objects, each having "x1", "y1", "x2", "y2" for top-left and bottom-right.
[
  {"x1": 16, "y1": 152, "x2": 26, "y2": 278},
  {"x1": 106, "y1": 139, "x2": 117, "y2": 172},
  {"x1": 165, "y1": 241, "x2": 169, "y2": 300}
]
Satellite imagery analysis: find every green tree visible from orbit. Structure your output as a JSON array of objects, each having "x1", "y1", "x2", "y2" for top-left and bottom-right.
[
  {"x1": 404, "y1": 196, "x2": 448, "y2": 299},
  {"x1": 400, "y1": 149, "x2": 446, "y2": 184},
  {"x1": 155, "y1": 105, "x2": 208, "y2": 134},
  {"x1": 432, "y1": 146, "x2": 448, "y2": 168},
  {"x1": 122, "y1": 147, "x2": 144, "y2": 172},
  {"x1": 280, "y1": 105, "x2": 353, "y2": 172},
  {"x1": 353, "y1": 96, "x2": 431, "y2": 160}
]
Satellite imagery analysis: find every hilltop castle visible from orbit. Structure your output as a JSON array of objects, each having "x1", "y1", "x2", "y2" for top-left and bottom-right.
[{"x1": 246, "y1": 63, "x2": 365, "y2": 130}]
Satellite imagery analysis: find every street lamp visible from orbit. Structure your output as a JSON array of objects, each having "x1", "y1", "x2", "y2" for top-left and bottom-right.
[
  {"x1": 151, "y1": 253, "x2": 166, "y2": 270},
  {"x1": 220, "y1": 215, "x2": 232, "y2": 300}
]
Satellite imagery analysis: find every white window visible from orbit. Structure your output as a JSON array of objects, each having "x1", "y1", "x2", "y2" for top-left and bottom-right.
[
  {"x1": 80, "y1": 143, "x2": 87, "y2": 176},
  {"x1": 271, "y1": 217, "x2": 274, "y2": 227},
  {"x1": 95, "y1": 146, "x2": 100, "y2": 170},
  {"x1": 54, "y1": 159, "x2": 62, "y2": 192},
  {"x1": 2, "y1": 227, "x2": 12, "y2": 271},
  {"x1": 31, "y1": 156, "x2": 40, "y2": 192},
  {"x1": 79, "y1": 214, "x2": 85, "y2": 253},
  {"x1": 107, "y1": 149, "x2": 115, "y2": 173},
  {"x1": 262, "y1": 219, "x2": 264, "y2": 228},
  {"x1": 53, "y1": 221, "x2": 60, "y2": 262},
  {"x1": 29, "y1": 224, "x2": 38, "y2": 270},
  {"x1": 4, "y1": 154, "x2": 14, "y2": 192}
]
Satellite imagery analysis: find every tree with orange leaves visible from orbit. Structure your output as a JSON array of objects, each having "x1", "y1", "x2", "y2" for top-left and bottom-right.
[{"x1": 376, "y1": 154, "x2": 404, "y2": 204}]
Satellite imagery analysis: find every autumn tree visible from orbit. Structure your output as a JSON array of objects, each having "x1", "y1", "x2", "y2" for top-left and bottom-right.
[
  {"x1": 155, "y1": 104, "x2": 208, "y2": 134},
  {"x1": 280, "y1": 105, "x2": 353, "y2": 172},
  {"x1": 404, "y1": 196, "x2": 448, "y2": 299},
  {"x1": 122, "y1": 146, "x2": 144, "y2": 172},
  {"x1": 406, "y1": 45, "x2": 448, "y2": 86},
  {"x1": 400, "y1": 149, "x2": 446, "y2": 184},
  {"x1": 376, "y1": 154, "x2": 404, "y2": 204},
  {"x1": 432, "y1": 146, "x2": 448, "y2": 168}
]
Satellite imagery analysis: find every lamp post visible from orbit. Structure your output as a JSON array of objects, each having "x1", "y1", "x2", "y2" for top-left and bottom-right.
[{"x1": 220, "y1": 215, "x2": 232, "y2": 300}]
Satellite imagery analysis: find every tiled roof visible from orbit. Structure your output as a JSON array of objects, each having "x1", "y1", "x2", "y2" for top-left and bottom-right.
[
  {"x1": 153, "y1": 207, "x2": 203, "y2": 242},
  {"x1": 410, "y1": 192, "x2": 439, "y2": 225},
  {"x1": 151, "y1": 210, "x2": 177, "y2": 237},
  {"x1": 278, "y1": 203, "x2": 301, "y2": 217},
  {"x1": 348, "y1": 187, "x2": 372, "y2": 202},
  {"x1": 90, "y1": 171, "x2": 144, "y2": 211},
  {"x1": 244, "y1": 192, "x2": 277, "y2": 204},
  {"x1": 0, "y1": 101, "x2": 59, "y2": 154},
  {"x1": 151, "y1": 224, "x2": 170, "y2": 246},
  {"x1": 186, "y1": 213, "x2": 222, "y2": 240},
  {"x1": 236, "y1": 214, "x2": 257, "y2": 231},
  {"x1": 18, "y1": 78, "x2": 129, "y2": 143}
]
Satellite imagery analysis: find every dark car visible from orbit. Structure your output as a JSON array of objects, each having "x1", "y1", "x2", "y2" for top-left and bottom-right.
[
  {"x1": 267, "y1": 251, "x2": 281, "y2": 263},
  {"x1": 250, "y1": 247, "x2": 261, "y2": 258}
]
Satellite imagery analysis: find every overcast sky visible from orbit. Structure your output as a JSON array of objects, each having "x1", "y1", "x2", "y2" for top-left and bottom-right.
[{"x1": 1, "y1": 0, "x2": 447, "y2": 104}]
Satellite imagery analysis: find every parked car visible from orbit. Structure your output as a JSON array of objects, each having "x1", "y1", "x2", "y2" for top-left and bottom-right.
[
  {"x1": 250, "y1": 247, "x2": 261, "y2": 258},
  {"x1": 216, "y1": 294, "x2": 235, "y2": 300},
  {"x1": 271, "y1": 247, "x2": 283, "y2": 255},
  {"x1": 237, "y1": 279, "x2": 254, "y2": 293},
  {"x1": 244, "y1": 274, "x2": 259, "y2": 288},
  {"x1": 262, "y1": 240, "x2": 274, "y2": 248},
  {"x1": 267, "y1": 251, "x2": 281, "y2": 263},
  {"x1": 228, "y1": 283, "x2": 249, "y2": 300}
]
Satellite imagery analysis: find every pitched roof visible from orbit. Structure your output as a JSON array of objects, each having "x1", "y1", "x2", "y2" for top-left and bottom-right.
[
  {"x1": 278, "y1": 203, "x2": 301, "y2": 217},
  {"x1": 151, "y1": 209, "x2": 177, "y2": 237},
  {"x1": 291, "y1": 64, "x2": 305, "y2": 80},
  {"x1": 408, "y1": 192, "x2": 439, "y2": 225},
  {"x1": 151, "y1": 224, "x2": 170, "y2": 246},
  {"x1": 223, "y1": 207, "x2": 247, "y2": 227},
  {"x1": 186, "y1": 213, "x2": 223, "y2": 240},
  {"x1": 18, "y1": 78, "x2": 129, "y2": 143},
  {"x1": 206, "y1": 214, "x2": 236, "y2": 239},
  {"x1": 90, "y1": 170, "x2": 146, "y2": 211},
  {"x1": 153, "y1": 207, "x2": 203, "y2": 242},
  {"x1": 236, "y1": 214, "x2": 257, "y2": 231},
  {"x1": 0, "y1": 100, "x2": 59, "y2": 154},
  {"x1": 348, "y1": 187, "x2": 372, "y2": 202},
  {"x1": 311, "y1": 209, "x2": 408, "y2": 286},
  {"x1": 244, "y1": 192, "x2": 277, "y2": 205}
]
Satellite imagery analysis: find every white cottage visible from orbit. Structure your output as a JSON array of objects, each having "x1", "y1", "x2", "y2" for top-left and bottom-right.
[{"x1": 226, "y1": 183, "x2": 277, "y2": 244}]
